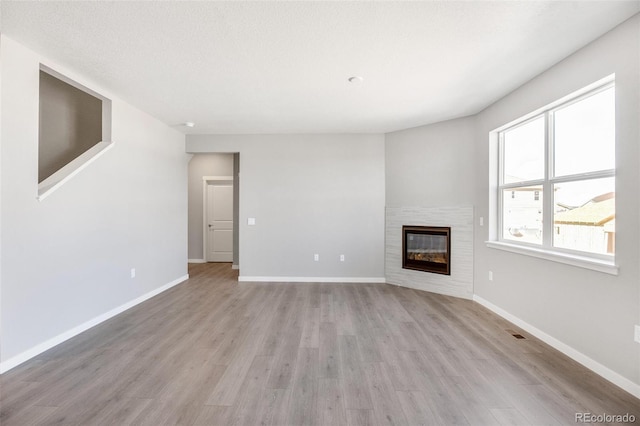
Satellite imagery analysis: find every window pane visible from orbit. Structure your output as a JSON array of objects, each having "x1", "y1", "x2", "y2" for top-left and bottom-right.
[
  {"x1": 503, "y1": 116, "x2": 545, "y2": 183},
  {"x1": 553, "y1": 177, "x2": 615, "y2": 254},
  {"x1": 554, "y1": 87, "x2": 615, "y2": 177},
  {"x1": 502, "y1": 186, "x2": 543, "y2": 244}
]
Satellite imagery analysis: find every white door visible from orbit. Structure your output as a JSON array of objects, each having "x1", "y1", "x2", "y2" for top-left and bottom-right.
[{"x1": 206, "y1": 182, "x2": 233, "y2": 262}]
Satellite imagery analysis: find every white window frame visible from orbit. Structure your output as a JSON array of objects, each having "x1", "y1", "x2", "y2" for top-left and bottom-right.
[{"x1": 487, "y1": 75, "x2": 617, "y2": 275}]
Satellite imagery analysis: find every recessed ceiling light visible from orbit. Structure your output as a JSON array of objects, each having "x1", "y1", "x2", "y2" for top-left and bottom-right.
[
  {"x1": 348, "y1": 76, "x2": 363, "y2": 84},
  {"x1": 183, "y1": 121, "x2": 195, "y2": 128}
]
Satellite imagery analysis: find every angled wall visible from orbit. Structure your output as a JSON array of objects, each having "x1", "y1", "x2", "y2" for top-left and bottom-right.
[{"x1": 385, "y1": 117, "x2": 477, "y2": 298}]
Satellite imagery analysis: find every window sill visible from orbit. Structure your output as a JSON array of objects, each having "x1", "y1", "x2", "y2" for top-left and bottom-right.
[
  {"x1": 37, "y1": 141, "x2": 114, "y2": 201},
  {"x1": 485, "y1": 241, "x2": 618, "y2": 275}
]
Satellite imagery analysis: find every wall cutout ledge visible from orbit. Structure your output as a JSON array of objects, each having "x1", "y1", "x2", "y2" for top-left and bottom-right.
[{"x1": 37, "y1": 141, "x2": 114, "y2": 201}]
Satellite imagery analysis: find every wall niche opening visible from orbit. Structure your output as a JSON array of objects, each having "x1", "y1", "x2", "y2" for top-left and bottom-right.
[{"x1": 38, "y1": 65, "x2": 112, "y2": 200}]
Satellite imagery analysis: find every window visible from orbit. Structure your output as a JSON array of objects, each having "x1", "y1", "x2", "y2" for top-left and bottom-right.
[{"x1": 497, "y1": 79, "x2": 615, "y2": 260}]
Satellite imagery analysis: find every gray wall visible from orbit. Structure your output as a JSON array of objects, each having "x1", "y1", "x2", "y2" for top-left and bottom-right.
[
  {"x1": 187, "y1": 153, "x2": 234, "y2": 261},
  {"x1": 38, "y1": 71, "x2": 102, "y2": 182},
  {"x1": 385, "y1": 15, "x2": 640, "y2": 387},
  {"x1": 1, "y1": 36, "x2": 189, "y2": 364},
  {"x1": 385, "y1": 116, "x2": 476, "y2": 208},
  {"x1": 187, "y1": 134, "x2": 385, "y2": 280}
]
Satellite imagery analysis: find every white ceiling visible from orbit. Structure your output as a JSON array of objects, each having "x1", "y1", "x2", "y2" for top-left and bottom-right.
[{"x1": 2, "y1": 1, "x2": 639, "y2": 134}]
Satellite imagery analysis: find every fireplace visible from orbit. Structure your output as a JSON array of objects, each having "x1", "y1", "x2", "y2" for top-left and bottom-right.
[{"x1": 402, "y1": 226, "x2": 451, "y2": 275}]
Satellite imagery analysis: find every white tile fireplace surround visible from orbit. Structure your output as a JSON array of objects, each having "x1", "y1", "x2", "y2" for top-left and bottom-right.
[{"x1": 385, "y1": 206, "x2": 473, "y2": 299}]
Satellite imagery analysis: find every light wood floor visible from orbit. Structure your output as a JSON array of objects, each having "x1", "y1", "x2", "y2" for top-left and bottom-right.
[{"x1": 2, "y1": 263, "x2": 639, "y2": 425}]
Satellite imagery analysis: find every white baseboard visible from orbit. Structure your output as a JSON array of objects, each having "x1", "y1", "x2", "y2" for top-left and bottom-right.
[
  {"x1": 232, "y1": 264, "x2": 239, "y2": 270},
  {"x1": 0, "y1": 274, "x2": 189, "y2": 374},
  {"x1": 188, "y1": 259, "x2": 206, "y2": 264},
  {"x1": 473, "y1": 294, "x2": 640, "y2": 399},
  {"x1": 238, "y1": 276, "x2": 386, "y2": 283}
]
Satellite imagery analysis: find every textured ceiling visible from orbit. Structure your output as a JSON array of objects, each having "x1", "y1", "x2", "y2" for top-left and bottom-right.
[{"x1": 2, "y1": 1, "x2": 639, "y2": 134}]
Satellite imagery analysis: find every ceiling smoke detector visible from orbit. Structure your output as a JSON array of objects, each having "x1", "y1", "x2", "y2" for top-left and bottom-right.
[{"x1": 182, "y1": 121, "x2": 195, "y2": 128}]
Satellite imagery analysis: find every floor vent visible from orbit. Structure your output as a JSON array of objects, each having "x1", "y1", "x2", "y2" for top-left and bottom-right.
[{"x1": 507, "y1": 329, "x2": 526, "y2": 339}]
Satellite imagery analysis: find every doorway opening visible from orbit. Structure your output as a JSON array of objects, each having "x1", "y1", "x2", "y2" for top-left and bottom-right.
[
  {"x1": 188, "y1": 153, "x2": 239, "y2": 269},
  {"x1": 203, "y1": 176, "x2": 234, "y2": 263}
]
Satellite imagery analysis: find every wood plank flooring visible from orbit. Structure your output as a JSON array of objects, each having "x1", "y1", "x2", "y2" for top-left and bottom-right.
[{"x1": 2, "y1": 262, "x2": 639, "y2": 425}]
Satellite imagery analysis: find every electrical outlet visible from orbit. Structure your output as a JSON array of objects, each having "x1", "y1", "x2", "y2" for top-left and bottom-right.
[
  {"x1": 314, "y1": 254, "x2": 319, "y2": 262},
  {"x1": 131, "y1": 268, "x2": 136, "y2": 278},
  {"x1": 488, "y1": 270, "x2": 493, "y2": 281},
  {"x1": 340, "y1": 254, "x2": 345, "y2": 262},
  {"x1": 479, "y1": 216, "x2": 484, "y2": 227},
  {"x1": 634, "y1": 325, "x2": 640, "y2": 343}
]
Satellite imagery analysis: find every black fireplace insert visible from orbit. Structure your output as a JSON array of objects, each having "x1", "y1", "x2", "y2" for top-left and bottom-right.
[{"x1": 402, "y1": 226, "x2": 451, "y2": 275}]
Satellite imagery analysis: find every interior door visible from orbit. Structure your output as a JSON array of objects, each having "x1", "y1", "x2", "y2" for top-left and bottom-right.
[{"x1": 207, "y1": 182, "x2": 233, "y2": 262}]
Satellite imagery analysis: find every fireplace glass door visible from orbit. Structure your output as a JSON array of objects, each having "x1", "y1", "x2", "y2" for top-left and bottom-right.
[{"x1": 402, "y1": 226, "x2": 451, "y2": 275}]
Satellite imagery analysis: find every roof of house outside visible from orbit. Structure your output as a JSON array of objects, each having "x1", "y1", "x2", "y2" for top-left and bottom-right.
[{"x1": 554, "y1": 192, "x2": 614, "y2": 226}]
